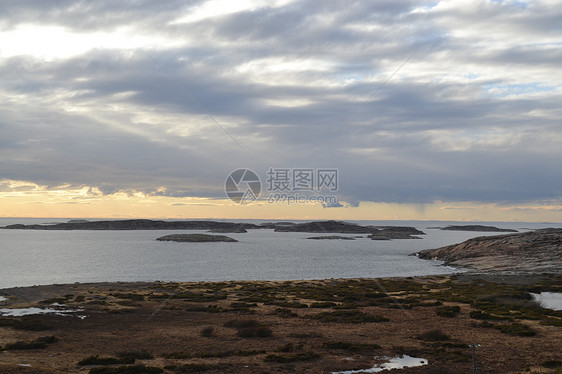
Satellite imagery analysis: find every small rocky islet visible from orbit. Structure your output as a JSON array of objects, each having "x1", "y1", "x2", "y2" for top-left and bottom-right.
[
  {"x1": 441, "y1": 225, "x2": 518, "y2": 232},
  {"x1": 306, "y1": 235, "x2": 356, "y2": 240},
  {"x1": 156, "y1": 234, "x2": 238, "y2": 243}
]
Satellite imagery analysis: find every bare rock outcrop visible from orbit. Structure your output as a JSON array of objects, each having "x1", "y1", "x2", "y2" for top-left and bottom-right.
[{"x1": 415, "y1": 229, "x2": 562, "y2": 274}]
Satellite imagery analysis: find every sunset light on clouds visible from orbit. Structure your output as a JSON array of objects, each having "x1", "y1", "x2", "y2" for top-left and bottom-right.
[{"x1": 0, "y1": 0, "x2": 561, "y2": 221}]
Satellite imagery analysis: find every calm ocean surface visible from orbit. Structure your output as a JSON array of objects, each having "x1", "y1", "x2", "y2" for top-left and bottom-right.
[{"x1": 1, "y1": 219, "x2": 560, "y2": 289}]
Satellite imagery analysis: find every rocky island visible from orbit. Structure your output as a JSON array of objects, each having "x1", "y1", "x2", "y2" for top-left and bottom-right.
[
  {"x1": 1, "y1": 220, "x2": 424, "y2": 241},
  {"x1": 416, "y1": 228, "x2": 562, "y2": 274},
  {"x1": 369, "y1": 230, "x2": 423, "y2": 240},
  {"x1": 274, "y1": 220, "x2": 374, "y2": 233},
  {"x1": 306, "y1": 235, "x2": 356, "y2": 240},
  {"x1": 208, "y1": 228, "x2": 247, "y2": 233},
  {"x1": 441, "y1": 225, "x2": 518, "y2": 232},
  {"x1": 1, "y1": 219, "x2": 261, "y2": 231},
  {"x1": 274, "y1": 220, "x2": 425, "y2": 239},
  {"x1": 156, "y1": 234, "x2": 238, "y2": 242}
]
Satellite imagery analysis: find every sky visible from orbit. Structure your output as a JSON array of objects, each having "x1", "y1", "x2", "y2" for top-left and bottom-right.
[{"x1": 0, "y1": 0, "x2": 561, "y2": 221}]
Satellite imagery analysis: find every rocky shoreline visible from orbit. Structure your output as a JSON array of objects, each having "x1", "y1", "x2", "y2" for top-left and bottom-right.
[{"x1": 416, "y1": 228, "x2": 562, "y2": 275}]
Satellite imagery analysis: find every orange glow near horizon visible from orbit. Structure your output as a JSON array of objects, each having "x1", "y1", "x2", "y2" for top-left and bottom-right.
[{"x1": 1, "y1": 179, "x2": 561, "y2": 222}]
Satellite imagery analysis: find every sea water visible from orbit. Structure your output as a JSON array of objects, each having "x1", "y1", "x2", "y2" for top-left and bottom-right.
[{"x1": 0, "y1": 219, "x2": 557, "y2": 289}]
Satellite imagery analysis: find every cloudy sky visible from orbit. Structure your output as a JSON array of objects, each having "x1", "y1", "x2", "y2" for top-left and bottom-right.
[{"x1": 0, "y1": 0, "x2": 561, "y2": 221}]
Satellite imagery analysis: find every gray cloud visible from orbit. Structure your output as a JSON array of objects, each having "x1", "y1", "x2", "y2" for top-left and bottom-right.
[{"x1": 0, "y1": 0, "x2": 561, "y2": 207}]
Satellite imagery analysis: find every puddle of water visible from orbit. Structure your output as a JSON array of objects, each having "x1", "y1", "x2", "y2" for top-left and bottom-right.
[
  {"x1": 532, "y1": 292, "x2": 562, "y2": 311},
  {"x1": 0, "y1": 306, "x2": 86, "y2": 319},
  {"x1": 332, "y1": 355, "x2": 428, "y2": 373}
]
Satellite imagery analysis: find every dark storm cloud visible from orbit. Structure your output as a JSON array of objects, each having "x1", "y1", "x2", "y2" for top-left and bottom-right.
[{"x1": 0, "y1": 0, "x2": 561, "y2": 205}]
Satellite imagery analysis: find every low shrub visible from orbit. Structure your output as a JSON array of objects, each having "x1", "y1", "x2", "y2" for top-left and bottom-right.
[
  {"x1": 277, "y1": 343, "x2": 303, "y2": 352},
  {"x1": 223, "y1": 319, "x2": 259, "y2": 328},
  {"x1": 117, "y1": 351, "x2": 154, "y2": 360},
  {"x1": 309, "y1": 302, "x2": 337, "y2": 308},
  {"x1": 271, "y1": 307, "x2": 298, "y2": 318},
  {"x1": 436, "y1": 306, "x2": 461, "y2": 318},
  {"x1": 495, "y1": 323, "x2": 537, "y2": 337},
  {"x1": 237, "y1": 326, "x2": 273, "y2": 338},
  {"x1": 265, "y1": 351, "x2": 321, "y2": 363},
  {"x1": 229, "y1": 302, "x2": 257, "y2": 309},
  {"x1": 89, "y1": 365, "x2": 163, "y2": 374},
  {"x1": 542, "y1": 360, "x2": 562, "y2": 369},
  {"x1": 288, "y1": 331, "x2": 323, "y2": 339},
  {"x1": 265, "y1": 301, "x2": 308, "y2": 308},
  {"x1": 324, "y1": 341, "x2": 382, "y2": 352},
  {"x1": 469, "y1": 310, "x2": 507, "y2": 321},
  {"x1": 110, "y1": 293, "x2": 146, "y2": 301},
  {"x1": 200, "y1": 326, "x2": 214, "y2": 337},
  {"x1": 197, "y1": 350, "x2": 265, "y2": 358},
  {"x1": 417, "y1": 329, "x2": 450, "y2": 341},
  {"x1": 163, "y1": 363, "x2": 230, "y2": 373},
  {"x1": 5, "y1": 336, "x2": 58, "y2": 350},
  {"x1": 78, "y1": 355, "x2": 135, "y2": 366},
  {"x1": 470, "y1": 321, "x2": 495, "y2": 329},
  {"x1": 308, "y1": 310, "x2": 389, "y2": 324},
  {"x1": 163, "y1": 352, "x2": 191, "y2": 359},
  {"x1": 0, "y1": 317, "x2": 52, "y2": 331}
]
